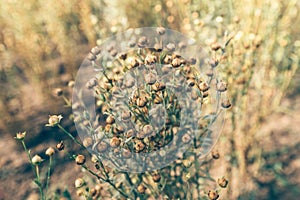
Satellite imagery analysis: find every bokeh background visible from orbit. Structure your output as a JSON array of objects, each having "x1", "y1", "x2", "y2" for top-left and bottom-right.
[{"x1": 0, "y1": 0, "x2": 299, "y2": 199}]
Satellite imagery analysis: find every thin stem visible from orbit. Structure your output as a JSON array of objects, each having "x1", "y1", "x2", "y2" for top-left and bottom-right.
[
  {"x1": 57, "y1": 124, "x2": 85, "y2": 149},
  {"x1": 21, "y1": 141, "x2": 36, "y2": 177},
  {"x1": 36, "y1": 165, "x2": 45, "y2": 200},
  {"x1": 45, "y1": 156, "x2": 52, "y2": 199}
]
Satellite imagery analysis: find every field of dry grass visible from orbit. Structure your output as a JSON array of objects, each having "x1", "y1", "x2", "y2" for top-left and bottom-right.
[{"x1": 0, "y1": 0, "x2": 299, "y2": 199}]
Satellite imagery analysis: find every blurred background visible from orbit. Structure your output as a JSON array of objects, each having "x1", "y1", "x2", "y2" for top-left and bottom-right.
[{"x1": 0, "y1": 0, "x2": 299, "y2": 199}]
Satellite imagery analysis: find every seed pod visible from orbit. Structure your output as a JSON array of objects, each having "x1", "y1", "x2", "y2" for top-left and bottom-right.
[
  {"x1": 75, "y1": 155, "x2": 86, "y2": 165},
  {"x1": 209, "y1": 59, "x2": 219, "y2": 68},
  {"x1": 152, "y1": 173, "x2": 161, "y2": 182},
  {"x1": 171, "y1": 58, "x2": 181, "y2": 68},
  {"x1": 163, "y1": 55, "x2": 172, "y2": 64},
  {"x1": 187, "y1": 78, "x2": 195, "y2": 87},
  {"x1": 137, "y1": 184, "x2": 146, "y2": 194},
  {"x1": 143, "y1": 124, "x2": 153, "y2": 136},
  {"x1": 182, "y1": 133, "x2": 191, "y2": 144},
  {"x1": 154, "y1": 43, "x2": 162, "y2": 52},
  {"x1": 32, "y1": 155, "x2": 43, "y2": 165},
  {"x1": 188, "y1": 57, "x2": 197, "y2": 65},
  {"x1": 121, "y1": 149, "x2": 132, "y2": 159},
  {"x1": 87, "y1": 52, "x2": 96, "y2": 61},
  {"x1": 110, "y1": 49, "x2": 118, "y2": 57},
  {"x1": 199, "y1": 82, "x2": 209, "y2": 92},
  {"x1": 56, "y1": 141, "x2": 65, "y2": 151},
  {"x1": 135, "y1": 140, "x2": 145, "y2": 152},
  {"x1": 48, "y1": 115, "x2": 63, "y2": 127},
  {"x1": 97, "y1": 142, "x2": 108, "y2": 152},
  {"x1": 154, "y1": 94, "x2": 163, "y2": 104},
  {"x1": 216, "y1": 81, "x2": 227, "y2": 92},
  {"x1": 129, "y1": 40, "x2": 136, "y2": 47},
  {"x1": 75, "y1": 178, "x2": 85, "y2": 188},
  {"x1": 156, "y1": 27, "x2": 166, "y2": 35},
  {"x1": 118, "y1": 52, "x2": 127, "y2": 60},
  {"x1": 211, "y1": 43, "x2": 221, "y2": 51},
  {"x1": 136, "y1": 97, "x2": 147, "y2": 107},
  {"x1": 217, "y1": 177, "x2": 228, "y2": 188},
  {"x1": 110, "y1": 137, "x2": 121, "y2": 148},
  {"x1": 106, "y1": 115, "x2": 115, "y2": 124},
  {"x1": 208, "y1": 190, "x2": 219, "y2": 200},
  {"x1": 86, "y1": 77, "x2": 98, "y2": 89},
  {"x1": 166, "y1": 43, "x2": 176, "y2": 51},
  {"x1": 178, "y1": 42, "x2": 187, "y2": 49},
  {"x1": 90, "y1": 46, "x2": 101, "y2": 55},
  {"x1": 152, "y1": 82, "x2": 166, "y2": 92},
  {"x1": 83, "y1": 137, "x2": 93, "y2": 148},
  {"x1": 53, "y1": 88, "x2": 63, "y2": 97},
  {"x1": 221, "y1": 99, "x2": 231, "y2": 108},
  {"x1": 211, "y1": 149, "x2": 220, "y2": 159},
  {"x1": 206, "y1": 68, "x2": 214, "y2": 77},
  {"x1": 45, "y1": 147, "x2": 55, "y2": 156},
  {"x1": 121, "y1": 111, "x2": 131, "y2": 121},
  {"x1": 145, "y1": 73, "x2": 157, "y2": 85},
  {"x1": 138, "y1": 36, "x2": 148, "y2": 47}
]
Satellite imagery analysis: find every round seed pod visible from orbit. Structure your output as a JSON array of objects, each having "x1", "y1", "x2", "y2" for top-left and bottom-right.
[
  {"x1": 211, "y1": 149, "x2": 220, "y2": 159},
  {"x1": 154, "y1": 43, "x2": 162, "y2": 52},
  {"x1": 221, "y1": 99, "x2": 231, "y2": 108},
  {"x1": 32, "y1": 155, "x2": 43, "y2": 165},
  {"x1": 163, "y1": 55, "x2": 172, "y2": 64},
  {"x1": 208, "y1": 190, "x2": 219, "y2": 200},
  {"x1": 156, "y1": 27, "x2": 166, "y2": 35},
  {"x1": 56, "y1": 141, "x2": 65, "y2": 151},
  {"x1": 171, "y1": 58, "x2": 181, "y2": 68},
  {"x1": 152, "y1": 173, "x2": 161, "y2": 182},
  {"x1": 121, "y1": 149, "x2": 132, "y2": 159},
  {"x1": 145, "y1": 54, "x2": 157, "y2": 65},
  {"x1": 75, "y1": 178, "x2": 85, "y2": 188},
  {"x1": 83, "y1": 137, "x2": 93, "y2": 148},
  {"x1": 90, "y1": 46, "x2": 101, "y2": 55},
  {"x1": 110, "y1": 137, "x2": 121, "y2": 148},
  {"x1": 53, "y1": 88, "x2": 63, "y2": 97},
  {"x1": 97, "y1": 142, "x2": 108, "y2": 152},
  {"x1": 166, "y1": 43, "x2": 175, "y2": 51},
  {"x1": 136, "y1": 97, "x2": 147, "y2": 107},
  {"x1": 217, "y1": 177, "x2": 228, "y2": 188},
  {"x1": 135, "y1": 140, "x2": 145, "y2": 152},
  {"x1": 145, "y1": 73, "x2": 157, "y2": 85},
  {"x1": 106, "y1": 115, "x2": 115, "y2": 124},
  {"x1": 199, "y1": 82, "x2": 209, "y2": 92},
  {"x1": 211, "y1": 43, "x2": 221, "y2": 51},
  {"x1": 75, "y1": 155, "x2": 86, "y2": 165},
  {"x1": 121, "y1": 111, "x2": 131, "y2": 121},
  {"x1": 45, "y1": 147, "x2": 55, "y2": 156},
  {"x1": 216, "y1": 81, "x2": 227, "y2": 92},
  {"x1": 137, "y1": 184, "x2": 146, "y2": 194}
]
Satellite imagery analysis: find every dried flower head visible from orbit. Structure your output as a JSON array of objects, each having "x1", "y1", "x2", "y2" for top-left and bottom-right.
[
  {"x1": 156, "y1": 27, "x2": 166, "y2": 35},
  {"x1": 32, "y1": 155, "x2": 43, "y2": 165},
  {"x1": 15, "y1": 131, "x2": 26, "y2": 140},
  {"x1": 46, "y1": 115, "x2": 63, "y2": 127},
  {"x1": 45, "y1": 147, "x2": 55, "y2": 156}
]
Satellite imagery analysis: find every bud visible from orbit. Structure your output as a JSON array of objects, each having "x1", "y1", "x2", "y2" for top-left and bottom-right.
[
  {"x1": 144, "y1": 54, "x2": 157, "y2": 65},
  {"x1": 75, "y1": 155, "x2": 86, "y2": 165},
  {"x1": 45, "y1": 147, "x2": 55, "y2": 156},
  {"x1": 32, "y1": 155, "x2": 43, "y2": 165},
  {"x1": 46, "y1": 115, "x2": 63, "y2": 127},
  {"x1": 199, "y1": 82, "x2": 209, "y2": 92},
  {"x1": 15, "y1": 131, "x2": 26, "y2": 140}
]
